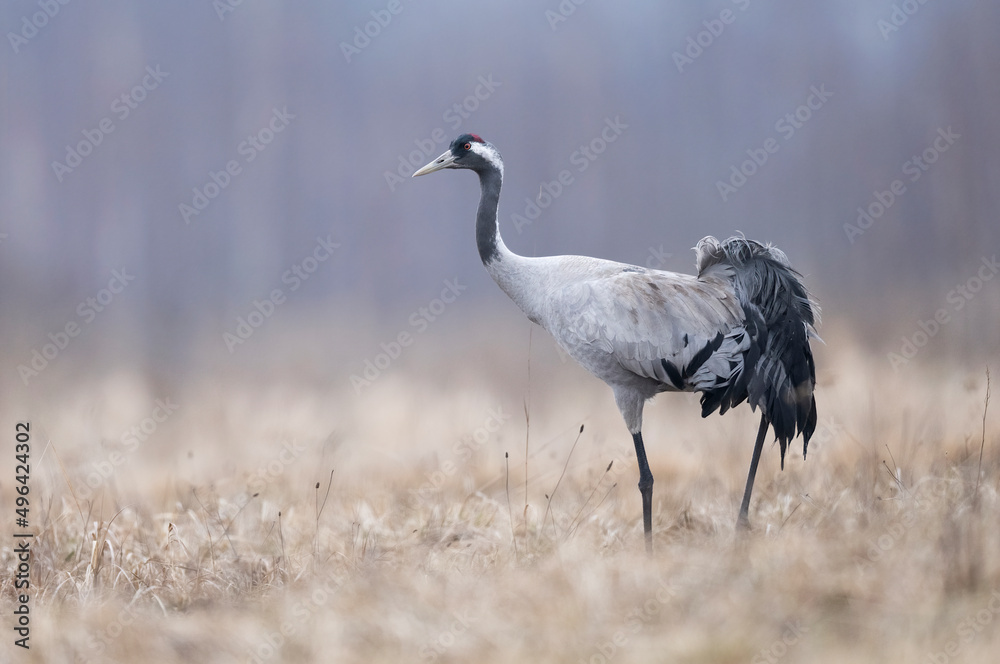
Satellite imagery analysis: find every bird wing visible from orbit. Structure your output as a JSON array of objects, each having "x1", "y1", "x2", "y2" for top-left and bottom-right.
[{"x1": 545, "y1": 260, "x2": 747, "y2": 391}]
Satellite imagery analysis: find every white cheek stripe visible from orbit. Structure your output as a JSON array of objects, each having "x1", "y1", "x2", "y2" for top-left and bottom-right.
[{"x1": 469, "y1": 142, "x2": 504, "y2": 176}]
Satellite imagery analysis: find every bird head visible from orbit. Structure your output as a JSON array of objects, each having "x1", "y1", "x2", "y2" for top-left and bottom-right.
[{"x1": 412, "y1": 134, "x2": 503, "y2": 177}]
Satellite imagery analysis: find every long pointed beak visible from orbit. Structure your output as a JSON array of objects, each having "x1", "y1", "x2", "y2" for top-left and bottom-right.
[{"x1": 412, "y1": 150, "x2": 457, "y2": 177}]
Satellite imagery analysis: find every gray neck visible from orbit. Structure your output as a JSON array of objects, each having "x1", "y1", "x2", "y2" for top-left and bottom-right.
[
  {"x1": 473, "y1": 166, "x2": 545, "y2": 324},
  {"x1": 476, "y1": 167, "x2": 503, "y2": 266}
]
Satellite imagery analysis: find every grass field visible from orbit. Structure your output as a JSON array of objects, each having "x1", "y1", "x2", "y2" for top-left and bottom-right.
[{"x1": 2, "y1": 319, "x2": 999, "y2": 663}]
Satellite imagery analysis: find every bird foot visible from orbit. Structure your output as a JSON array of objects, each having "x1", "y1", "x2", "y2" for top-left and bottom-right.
[{"x1": 736, "y1": 513, "x2": 752, "y2": 531}]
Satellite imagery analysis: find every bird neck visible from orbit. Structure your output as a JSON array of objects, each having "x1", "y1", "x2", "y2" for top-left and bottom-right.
[
  {"x1": 473, "y1": 166, "x2": 544, "y2": 321},
  {"x1": 475, "y1": 166, "x2": 506, "y2": 267}
]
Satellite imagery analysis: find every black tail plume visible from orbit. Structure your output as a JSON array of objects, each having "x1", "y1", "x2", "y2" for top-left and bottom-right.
[{"x1": 696, "y1": 236, "x2": 818, "y2": 467}]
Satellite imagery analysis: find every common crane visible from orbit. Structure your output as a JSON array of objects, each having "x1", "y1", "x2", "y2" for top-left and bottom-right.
[{"x1": 413, "y1": 134, "x2": 818, "y2": 551}]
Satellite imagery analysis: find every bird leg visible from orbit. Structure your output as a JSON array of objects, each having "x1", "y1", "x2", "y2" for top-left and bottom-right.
[
  {"x1": 631, "y1": 432, "x2": 654, "y2": 553},
  {"x1": 737, "y1": 415, "x2": 770, "y2": 530}
]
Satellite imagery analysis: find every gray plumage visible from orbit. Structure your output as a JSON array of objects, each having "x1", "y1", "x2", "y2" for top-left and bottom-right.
[{"x1": 414, "y1": 134, "x2": 819, "y2": 548}]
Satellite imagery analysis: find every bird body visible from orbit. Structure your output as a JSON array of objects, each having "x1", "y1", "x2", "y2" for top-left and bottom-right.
[{"x1": 414, "y1": 134, "x2": 818, "y2": 548}]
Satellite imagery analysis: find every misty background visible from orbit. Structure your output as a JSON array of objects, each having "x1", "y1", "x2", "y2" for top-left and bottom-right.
[{"x1": 2, "y1": 0, "x2": 998, "y2": 396}]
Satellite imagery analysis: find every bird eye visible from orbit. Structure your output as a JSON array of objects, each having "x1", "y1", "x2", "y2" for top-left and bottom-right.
[{"x1": 463, "y1": 143, "x2": 471, "y2": 150}]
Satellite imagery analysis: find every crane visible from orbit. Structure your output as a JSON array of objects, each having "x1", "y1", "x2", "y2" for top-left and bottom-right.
[{"x1": 413, "y1": 134, "x2": 818, "y2": 551}]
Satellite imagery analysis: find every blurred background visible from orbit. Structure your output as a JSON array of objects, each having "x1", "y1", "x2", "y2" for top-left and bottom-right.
[
  {"x1": 5, "y1": 7, "x2": 1000, "y2": 660},
  {"x1": 2, "y1": 0, "x2": 998, "y2": 402}
]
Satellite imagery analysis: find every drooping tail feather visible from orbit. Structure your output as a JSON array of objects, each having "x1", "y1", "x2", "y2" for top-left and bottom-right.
[{"x1": 695, "y1": 236, "x2": 818, "y2": 467}]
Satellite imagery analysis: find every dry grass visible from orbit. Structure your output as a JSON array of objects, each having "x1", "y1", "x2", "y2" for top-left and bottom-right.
[{"x1": 2, "y1": 321, "x2": 999, "y2": 663}]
